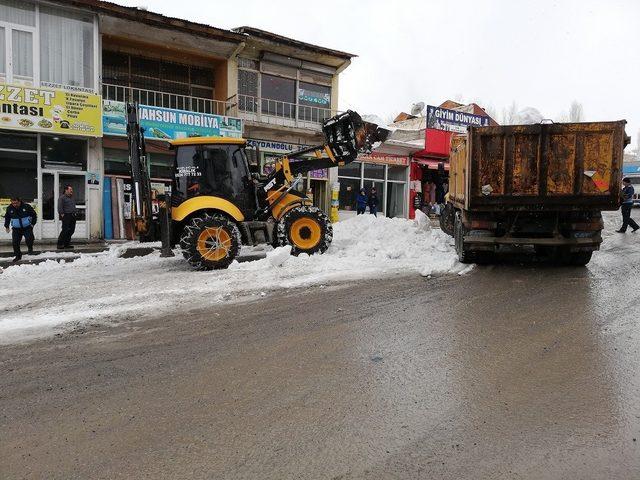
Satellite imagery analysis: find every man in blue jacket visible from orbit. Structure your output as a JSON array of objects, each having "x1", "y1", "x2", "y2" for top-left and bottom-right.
[
  {"x1": 617, "y1": 177, "x2": 639, "y2": 233},
  {"x1": 4, "y1": 197, "x2": 37, "y2": 262}
]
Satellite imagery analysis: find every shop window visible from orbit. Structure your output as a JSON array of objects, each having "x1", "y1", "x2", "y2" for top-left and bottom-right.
[
  {"x1": 0, "y1": 27, "x2": 5, "y2": 80},
  {"x1": 150, "y1": 153, "x2": 174, "y2": 179},
  {"x1": 260, "y1": 73, "x2": 295, "y2": 118},
  {"x1": 104, "y1": 148, "x2": 130, "y2": 176},
  {"x1": 386, "y1": 182, "x2": 405, "y2": 218},
  {"x1": 338, "y1": 177, "x2": 360, "y2": 211},
  {"x1": 39, "y1": 5, "x2": 95, "y2": 88},
  {"x1": 0, "y1": 0, "x2": 36, "y2": 25},
  {"x1": 0, "y1": 150, "x2": 37, "y2": 202},
  {"x1": 338, "y1": 161, "x2": 361, "y2": 178},
  {"x1": 0, "y1": 131, "x2": 36, "y2": 150},
  {"x1": 363, "y1": 162, "x2": 385, "y2": 180},
  {"x1": 388, "y1": 165, "x2": 407, "y2": 181},
  {"x1": 41, "y1": 135, "x2": 87, "y2": 170}
]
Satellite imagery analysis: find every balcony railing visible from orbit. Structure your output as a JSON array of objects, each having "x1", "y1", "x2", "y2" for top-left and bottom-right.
[
  {"x1": 101, "y1": 84, "x2": 338, "y2": 131},
  {"x1": 234, "y1": 94, "x2": 337, "y2": 130},
  {"x1": 102, "y1": 83, "x2": 235, "y2": 117}
]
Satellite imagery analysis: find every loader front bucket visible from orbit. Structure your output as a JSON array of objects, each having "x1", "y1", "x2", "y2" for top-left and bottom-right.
[{"x1": 322, "y1": 110, "x2": 390, "y2": 164}]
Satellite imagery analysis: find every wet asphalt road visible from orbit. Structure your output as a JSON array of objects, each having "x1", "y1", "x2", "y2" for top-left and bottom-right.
[{"x1": 1, "y1": 212, "x2": 639, "y2": 479}]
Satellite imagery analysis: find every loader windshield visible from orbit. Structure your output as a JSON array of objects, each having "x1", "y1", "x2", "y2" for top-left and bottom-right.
[{"x1": 173, "y1": 144, "x2": 253, "y2": 210}]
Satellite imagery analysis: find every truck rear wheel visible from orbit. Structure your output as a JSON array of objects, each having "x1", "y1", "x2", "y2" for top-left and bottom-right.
[
  {"x1": 180, "y1": 214, "x2": 241, "y2": 270},
  {"x1": 454, "y1": 211, "x2": 475, "y2": 264},
  {"x1": 568, "y1": 251, "x2": 593, "y2": 266},
  {"x1": 276, "y1": 205, "x2": 332, "y2": 255}
]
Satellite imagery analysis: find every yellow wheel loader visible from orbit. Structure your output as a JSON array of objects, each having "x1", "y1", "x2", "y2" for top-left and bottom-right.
[{"x1": 126, "y1": 103, "x2": 388, "y2": 270}]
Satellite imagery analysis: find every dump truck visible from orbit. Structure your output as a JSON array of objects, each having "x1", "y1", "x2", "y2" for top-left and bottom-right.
[
  {"x1": 126, "y1": 103, "x2": 388, "y2": 270},
  {"x1": 439, "y1": 121, "x2": 630, "y2": 265}
]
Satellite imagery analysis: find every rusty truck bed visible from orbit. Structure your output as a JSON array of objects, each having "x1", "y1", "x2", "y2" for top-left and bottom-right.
[{"x1": 448, "y1": 121, "x2": 629, "y2": 211}]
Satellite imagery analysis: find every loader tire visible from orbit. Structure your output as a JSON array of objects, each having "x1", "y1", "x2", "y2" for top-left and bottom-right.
[
  {"x1": 276, "y1": 205, "x2": 332, "y2": 255},
  {"x1": 179, "y1": 214, "x2": 241, "y2": 270}
]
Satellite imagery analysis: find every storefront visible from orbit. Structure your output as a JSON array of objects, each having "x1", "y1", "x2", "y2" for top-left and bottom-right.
[
  {"x1": 101, "y1": 101, "x2": 244, "y2": 239},
  {"x1": 337, "y1": 152, "x2": 410, "y2": 219},
  {"x1": 0, "y1": 84, "x2": 103, "y2": 242},
  {"x1": 247, "y1": 138, "x2": 330, "y2": 213}
]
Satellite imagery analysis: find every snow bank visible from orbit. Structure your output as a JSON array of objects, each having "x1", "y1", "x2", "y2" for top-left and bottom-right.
[{"x1": 0, "y1": 215, "x2": 465, "y2": 343}]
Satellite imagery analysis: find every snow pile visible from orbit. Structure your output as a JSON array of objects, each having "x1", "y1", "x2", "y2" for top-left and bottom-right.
[
  {"x1": 514, "y1": 107, "x2": 544, "y2": 125},
  {"x1": 0, "y1": 215, "x2": 465, "y2": 343}
]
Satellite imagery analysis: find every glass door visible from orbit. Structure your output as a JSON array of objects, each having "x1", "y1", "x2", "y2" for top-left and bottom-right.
[{"x1": 41, "y1": 171, "x2": 88, "y2": 241}]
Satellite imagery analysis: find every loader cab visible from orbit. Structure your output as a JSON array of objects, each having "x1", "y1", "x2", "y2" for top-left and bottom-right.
[{"x1": 170, "y1": 137, "x2": 256, "y2": 215}]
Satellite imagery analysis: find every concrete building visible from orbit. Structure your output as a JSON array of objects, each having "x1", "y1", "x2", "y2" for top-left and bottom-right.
[{"x1": 0, "y1": 0, "x2": 355, "y2": 242}]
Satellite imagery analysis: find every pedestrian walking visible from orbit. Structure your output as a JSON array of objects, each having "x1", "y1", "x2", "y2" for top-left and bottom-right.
[
  {"x1": 616, "y1": 177, "x2": 639, "y2": 233},
  {"x1": 356, "y1": 188, "x2": 368, "y2": 215},
  {"x1": 57, "y1": 184, "x2": 77, "y2": 249},
  {"x1": 3, "y1": 196, "x2": 37, "y2": 262},
  {"x1": 368, "y1": 186, "x2": 379, "y2": 217}
]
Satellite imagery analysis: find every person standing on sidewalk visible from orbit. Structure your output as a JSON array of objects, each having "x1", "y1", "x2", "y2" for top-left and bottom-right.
[
  {"x1": 3, "y1": 196, "x2": 37, "y2": 262},
  {"x1": 356, "y1": 188, "x2": 368, "y2": 215},
  {"x1": 57, "y1": 185, "x2": 77, "y2": 249},
  {"x1": 616, "y1": 177, "x2": 639, "y2": 233},
  {"x1": 368, "y1": 186, "x2": 379, "y2": 217}
]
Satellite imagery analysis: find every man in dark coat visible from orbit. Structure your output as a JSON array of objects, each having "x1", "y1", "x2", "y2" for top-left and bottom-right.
[
  {"x1": 57, "y1": 184, "x2": 77, "y2": 249},
  {"x1": 616, "y1": 177, "x2": 639, "y2": 233},
  {"x1": 368, "y1": 187, "x2": 379, "y2": 217},
  {"x1": 4, "y1": 197, "x2": 37, "y2": 262}
]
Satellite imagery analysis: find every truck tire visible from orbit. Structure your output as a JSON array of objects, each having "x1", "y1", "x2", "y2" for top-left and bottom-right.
[
  {"x1": 439, "y1": 202, "x2": 455, "y2": 236},
  {"x1": 179, "y1": 214, "x2": 241, "y2": 270},
  {"x1": 568, "y1": 251, "x2": 593, "y2": 266},
  {"x1": 454, "y1": 211, "x2": 474, "y2": 264},
  {"x1": 276, "y1": 205, "x2": 332, "y2": 255}
]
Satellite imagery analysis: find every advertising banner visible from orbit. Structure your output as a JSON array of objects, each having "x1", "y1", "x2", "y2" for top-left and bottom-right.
[
  {"x1": 0, "y1": 83, "x2": 102, "y2": 137},
  {"x1": 103, "y1": 100, "x2": 243, "y2": 139},
  {"x1": 426, "y1": 105, "x2": 490, "y2": 133}
]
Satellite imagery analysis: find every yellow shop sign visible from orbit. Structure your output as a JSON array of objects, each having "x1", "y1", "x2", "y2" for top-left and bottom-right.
[{"x1": 0, "y1": 83, "x2": 102, "y2": 137}]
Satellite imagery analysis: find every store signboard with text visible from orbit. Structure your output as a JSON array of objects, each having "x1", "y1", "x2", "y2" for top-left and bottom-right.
[
  {"x1": 103, "y1": 101, "x2": 243, "y2": 140},
  {"x1": 248, "y1": 138, "x2": 327, "y2": 179},
  {"x1": 426, "y1": 105, "x2": 490, "y2": 133},
  {"x1": 0, "y1": 83, "x2": 102, "y2": 137},
  {"x1": 358, "y1": 153, "x2": 409, "y2": 167}
]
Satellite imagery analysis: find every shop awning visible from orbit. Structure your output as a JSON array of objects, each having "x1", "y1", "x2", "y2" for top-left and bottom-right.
[{"x1": 413, "y1": 157, "x2": 449, "y2": 170}]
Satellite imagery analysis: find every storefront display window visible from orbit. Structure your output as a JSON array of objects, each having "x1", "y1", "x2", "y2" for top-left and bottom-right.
[
  {"x1": 150, "y1": 153, "x2": 174, "y2": 180},
  {"x1": 364, "y1": 163, "x2": 384, "y2": 180},
  {"x1": 338, "y1": 177, "x2": 360, "y2": 211},
  {"x1": 0, "y1": 150, "x2": 37, "y2": 202},
  {"x1": 0, "y1": 131, "x2": 37, "y2": 150},
  {"x1": 41, "y1": 135, "x2": 87, "y2": 170},
  {"x1": 338, "y1": 160, "x2": 408, "y2": 218},
  {"x1": 104, "y1": 148, "x2": 129, "y2": 176}
]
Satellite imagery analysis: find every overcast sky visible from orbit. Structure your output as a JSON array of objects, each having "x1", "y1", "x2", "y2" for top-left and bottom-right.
[{"x1": 113, "y1": 0, "x2": 640, "y2": 148}]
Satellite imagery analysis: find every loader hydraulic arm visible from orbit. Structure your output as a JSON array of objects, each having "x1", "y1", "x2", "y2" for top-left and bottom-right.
[
  {"x1": 126, "y1": 102, "x2": 153, "y2": 237},
  {"x1": 263, "y1": 110, "x2": 390, "y2": 186}
]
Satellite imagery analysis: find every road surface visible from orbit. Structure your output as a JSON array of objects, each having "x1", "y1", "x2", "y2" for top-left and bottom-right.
[{"x1": 1, "y1": 212, "x2": 639, "y2": 479}]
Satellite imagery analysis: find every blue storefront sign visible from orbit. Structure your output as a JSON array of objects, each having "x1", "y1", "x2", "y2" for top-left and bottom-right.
[
  {"x1": 426, "y1": 105, "x2": 491, "y2": 133},
  {"x1": 102, "y1": 100, "x2": 243, "y2": 139}
]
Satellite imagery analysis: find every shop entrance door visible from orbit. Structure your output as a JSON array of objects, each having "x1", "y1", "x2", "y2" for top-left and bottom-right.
[{"x1": 41, "y1": 172, "x2": 87, "y2": 241}]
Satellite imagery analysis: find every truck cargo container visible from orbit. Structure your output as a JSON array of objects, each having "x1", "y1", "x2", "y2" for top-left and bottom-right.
[{"x1": 440, "y1": 121, "x2": 630, "y2": 265}]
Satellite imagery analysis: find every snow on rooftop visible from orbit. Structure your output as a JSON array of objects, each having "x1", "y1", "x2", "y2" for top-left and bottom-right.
[{"x1": 0, "y1": 214, "x2": 466, "y2": 344}]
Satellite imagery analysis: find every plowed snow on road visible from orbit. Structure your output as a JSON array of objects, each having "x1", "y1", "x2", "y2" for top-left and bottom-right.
[{"x1": 0, "y1": 212, "x2": 465, "y2": 343}]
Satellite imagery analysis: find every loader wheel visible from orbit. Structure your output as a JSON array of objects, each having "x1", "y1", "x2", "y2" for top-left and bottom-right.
[
  {"x1": 180, "y1": 214, "x2": 241, "y2": 270},
  {"x1": 276, "y1": 205, "x2": 332, "y2": 255}
]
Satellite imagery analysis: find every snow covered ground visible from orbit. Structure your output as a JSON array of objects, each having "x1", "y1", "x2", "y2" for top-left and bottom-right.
[{"x1": 0, "y1": 213, "x2": 466, "y2": 343}]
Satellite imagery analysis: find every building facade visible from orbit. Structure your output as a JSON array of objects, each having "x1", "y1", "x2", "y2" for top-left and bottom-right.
[{"x1": 0, "y1": 0, "x2": 355, "y2": 242}]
